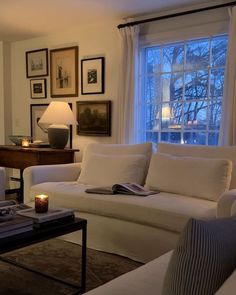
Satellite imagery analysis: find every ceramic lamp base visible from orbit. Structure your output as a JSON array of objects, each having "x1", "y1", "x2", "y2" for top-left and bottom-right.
[{"x1": 48, "y1": 125, "x2": 69, "y2": 149}]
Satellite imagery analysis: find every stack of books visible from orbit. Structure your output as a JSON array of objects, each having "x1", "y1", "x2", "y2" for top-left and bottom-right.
[
  {"x1": 17, "y1": 208, "x2": 75, "y2": 228},
  {"x1": 0, "y1": 215, "x2": 33, "y2": 238}
]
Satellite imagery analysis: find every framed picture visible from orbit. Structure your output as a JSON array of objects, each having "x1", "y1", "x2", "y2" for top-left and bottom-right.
[
  {"x1": 30, "y1": 79, "x2": 47, "y2": 99},
  {"x1": 30, "y1": 103, "x2": 72, "y2": 147},
  {"x1": 81, "y1": 57, "x2": 105, "y2": 94},
  {"x1": 50, "y1": 46, "x2": 78, "y2": 98},
  {"x1": 76, "y1": 100, "x2": 111, "y2": 136},
  {"x1": 26, "y1": 48, "x2": 48, "y2": 78}
]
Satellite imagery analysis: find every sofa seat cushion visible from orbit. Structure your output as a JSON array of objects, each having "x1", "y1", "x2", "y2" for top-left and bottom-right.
[
  {"x1": 84, "y1": 250, "x2": 173, "y2": 295},
  {"x1": 29, "y1": 182, "x2": 216, "y2": 233}
]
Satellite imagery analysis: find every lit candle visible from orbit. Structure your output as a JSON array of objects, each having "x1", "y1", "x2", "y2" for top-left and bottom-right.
[
  {"x1": 22, "y1": 139, "x2": 30, "y2": 147},
  {"x1": 35, "y1": 194, "x2": 49, "y2": 213}
]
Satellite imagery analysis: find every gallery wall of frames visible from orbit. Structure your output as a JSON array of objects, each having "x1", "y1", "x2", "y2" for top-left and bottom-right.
[{"x1": 26, "y1": 45, "x2": 111, "y2": 144}]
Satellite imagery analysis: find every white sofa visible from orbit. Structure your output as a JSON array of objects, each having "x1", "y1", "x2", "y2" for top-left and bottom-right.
[{"x1": 23, "y1": 142, "x2": 236, "y2": 263}]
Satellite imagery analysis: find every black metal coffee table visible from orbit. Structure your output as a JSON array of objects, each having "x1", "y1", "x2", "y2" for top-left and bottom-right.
[{"x1": 0, "y1": 217, "x2": 87, "y2": 294}]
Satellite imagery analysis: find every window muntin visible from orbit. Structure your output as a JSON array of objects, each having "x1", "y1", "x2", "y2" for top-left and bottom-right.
[{"x1": 138, "y1": 35, "x2": 228, "y2": 147}]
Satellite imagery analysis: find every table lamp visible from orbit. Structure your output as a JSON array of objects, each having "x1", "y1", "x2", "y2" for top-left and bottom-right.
[{"x1": 39, "y1": 101, "x2": 77, "y2": 149}]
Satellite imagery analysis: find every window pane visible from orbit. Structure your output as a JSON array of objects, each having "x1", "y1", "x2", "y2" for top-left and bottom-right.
[
  {"x1": 185, "y1": 71, "x2": 208, "y2": 100},
  {"x1": 208, "y1": 133, "x2": 219, "y2": 145},
  {"x1": 184, "y1": 101, "x2": 207, "y2": 130},
  {"x1": 144, "y1": 104, "x2": 160, "y2": 131},
  {"x1": 146, "y1": 47, "x2": 161, "y2": 74},
  {"x1": 162, "y1": 43, "x2": 184, "y2": 72},
  {"x1": 208, "y1": 100, "x2": 221, "y2": 130},
  {"x1": 145, "y1": 132, "x2": 158, "y2": 144},
  {"x1": 144, "y1": 75, "x2": 161, "y2": 103},
  {"x1": 183, "y1": 132, "x2": 206, "y2": 145},
  {"x1": 186, "y1": 39, "x2": 209, "y2": 70},
  {"x1": 161, "y1": 102, "x2": 182, "y2": 129},
  {"x1": 161, "y1": 132, "x2": 181, "y2": 143},
  {"x1": 210, "y1": 69, "x2": 225, "y2": 99},
  {"x1": 162, "y1": 73, "x2": 183, "y2": 102},
  {"x1": 212, "y1": 36, "x2": 228, "y2": 67}
]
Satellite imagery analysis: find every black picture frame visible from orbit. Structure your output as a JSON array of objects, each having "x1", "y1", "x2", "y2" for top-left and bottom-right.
[
  {"x1": 30, "y1": 103, "x2": 73, "y2": 148},
  {"x1": 50, "y1": 46, "x2": 79, "y2": 98},
  {"x1": 26, "y1": 48, "x2": 48, "y2": 78},
  {"x1": 76, "y1": 100, "x2": 111, "y2": 136},
  {"x1": 81, "y1": 57, "x2": 105, "y2": 95},
  {"x1": 30, "y1": 79, "x2": 47, "y2": 99}
]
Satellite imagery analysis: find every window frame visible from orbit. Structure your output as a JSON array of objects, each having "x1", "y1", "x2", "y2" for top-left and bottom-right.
[{"x1": 138, "y1": 34, "x2": 228, "y2": 146}]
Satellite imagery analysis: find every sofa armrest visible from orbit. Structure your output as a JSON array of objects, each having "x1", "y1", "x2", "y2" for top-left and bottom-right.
[
  {"x1": 23, "y1": 163, "x2": 81, "y2": 203},
  {"x1": 217, "y1": 189, "x2": 236, "y2": 217},
  {"x1": 215, "y1": 270, "x2": 236, "y2": 295},
  {"x1": 0, "y1": 167, "x2": 6, "y2": 200}
]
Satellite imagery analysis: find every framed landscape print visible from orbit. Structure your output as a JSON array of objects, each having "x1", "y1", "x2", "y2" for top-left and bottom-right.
[
  {"x1": 30, "y1": 79, "x2": 47, "y2": 99},
  {"x1": 30, "y1": 103, "x2": 72, "y2": 147},
  {"x1": 76, "y1": 100, "x2": 111, "y2": 136},
  {"x1": 26, "y1": 48, "x2": 48, "y2": 78},
  {"x1": 50, "y1": 46, "x2": 78, "y2": 98},
  {"x1": 81, "y1": 57, "x2": 105, "y2": 94}
]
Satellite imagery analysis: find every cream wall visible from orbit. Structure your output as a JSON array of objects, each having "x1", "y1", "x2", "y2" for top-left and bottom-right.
[
  {"x1": 10, "y1": 20, "x2": 121, "y2": 160},
  {"x1": 0, "y1": 41, "x2": 12, "y2": 145}
]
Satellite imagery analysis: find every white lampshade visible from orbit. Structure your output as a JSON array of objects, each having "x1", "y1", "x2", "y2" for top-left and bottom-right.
[
  {"x1": 38, "y1": 101, "x2": 77, "y2": 149},
  {"x1": 39, "y1": 101, "x2": 77, "y2": 125}
]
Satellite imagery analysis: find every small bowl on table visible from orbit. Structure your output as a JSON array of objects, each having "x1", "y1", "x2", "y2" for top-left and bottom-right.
[{"x1": 9, "y1": 135, "x2": 32, "y2": 146}]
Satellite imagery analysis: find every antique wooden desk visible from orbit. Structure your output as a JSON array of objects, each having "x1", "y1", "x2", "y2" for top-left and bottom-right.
[{"x1": 0, "y1": 145, "x2": 79, "y2": 201}]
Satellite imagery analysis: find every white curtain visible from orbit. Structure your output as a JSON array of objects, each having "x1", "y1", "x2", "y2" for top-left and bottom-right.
[
  {"x1": 117, "y1": 25, "x2": 139, "y2": 144},
  {"x1": 219, "y1": 6, "x2": 236, "y2": 146}
]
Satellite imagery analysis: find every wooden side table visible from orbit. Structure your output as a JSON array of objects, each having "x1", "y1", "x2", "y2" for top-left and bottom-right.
[{"x1": 0, "y1": 145, "x2": 79, "y2": 201}]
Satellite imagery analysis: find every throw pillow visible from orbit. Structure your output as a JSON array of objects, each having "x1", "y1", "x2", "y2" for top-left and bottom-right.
[
  {"x1": 162, "y1": 217, "x2": 236, "y2": 295},
  {"x1": 82, "y1": 142, "x2": 152, "y2": 180},
  {"x1": 78, "y1": 153, "x2": 146, "y2": 186},
  {"x1": 145, "y1": 152, "x2": 232, "y2": 201}
]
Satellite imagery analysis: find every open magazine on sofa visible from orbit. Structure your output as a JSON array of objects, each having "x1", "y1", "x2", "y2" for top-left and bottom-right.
[{"x1": 85, "y1": 183, "x2": 158, "y2": 196}]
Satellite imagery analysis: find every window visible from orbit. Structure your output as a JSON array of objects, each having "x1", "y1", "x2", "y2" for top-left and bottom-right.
[{"x1": 138, "y1": 35, "x2": 228, "y2": 147}]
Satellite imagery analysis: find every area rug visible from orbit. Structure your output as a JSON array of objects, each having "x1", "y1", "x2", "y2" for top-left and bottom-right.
[{"x1": 0, "y1": 239, "x2": 142, "y2": 295}]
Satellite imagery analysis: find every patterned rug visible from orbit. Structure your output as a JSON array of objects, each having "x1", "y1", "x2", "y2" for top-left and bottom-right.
[{"x1": 0, "y1": 239, "x2": 142, "y2": 295}]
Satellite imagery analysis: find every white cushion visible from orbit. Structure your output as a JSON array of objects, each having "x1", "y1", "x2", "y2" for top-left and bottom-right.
[
  {"x1": 215, "y1": 270, "x2": 236, "y2": 295},
  {"x1": 83, "y1": 251, "x2": 173, "y2": 295},
  {"x1": 29, "y1": 182, "x2": 216, "y2": 233},
  {"x1": 145, "y1": 152, "x2": 232, "y2": 201},
  {"x1": 158, "y1": 142, "x2": 236, "y2": 189},
  {"x1": 78, "y1": 153, "x2": 147, "y2": 186},
  {"x1": 82, "y1": 143, "x2": 152, "y2": 181}
]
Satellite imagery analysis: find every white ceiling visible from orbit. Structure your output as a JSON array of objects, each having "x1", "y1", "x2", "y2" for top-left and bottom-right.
[{"x1": 0, "y1": 0, "x2": 229, "y2": 41}]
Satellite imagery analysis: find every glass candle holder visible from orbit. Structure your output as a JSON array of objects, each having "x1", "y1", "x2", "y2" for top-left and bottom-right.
[
  {"x1": 22, "y1": 139, "x2": 30, "y2": 147},
  {"x1": 35, "y1": 194, "x2": 49, "y2": 213}
]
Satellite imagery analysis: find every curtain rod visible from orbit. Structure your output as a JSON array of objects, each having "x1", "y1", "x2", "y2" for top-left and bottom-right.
[{"x1": 117, "y1": 1, "x2": 236, "y2": 29}]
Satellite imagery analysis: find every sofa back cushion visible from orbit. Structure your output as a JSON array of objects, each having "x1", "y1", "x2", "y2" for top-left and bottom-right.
[
  {"x1": 78, "y1": 153, "x2": 147, "y2": 186},
  {"x1": 145, "y1": 152, "x2": 232, "y2": 201},
  {"x1": 158, "y1": 142, "x2": 236, "y2": 189},
  {"x1": 80, "y1": 142, "x2": 152, "y2": 184},
  {"x1": 162, "y1": 217, "x2": 236, "y2": 295}
]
